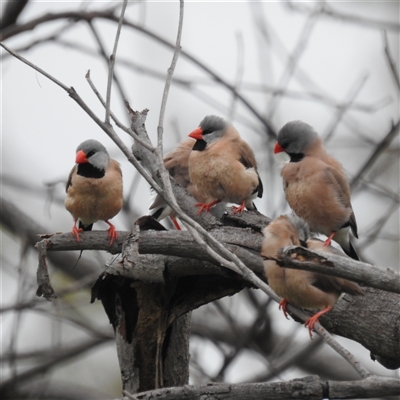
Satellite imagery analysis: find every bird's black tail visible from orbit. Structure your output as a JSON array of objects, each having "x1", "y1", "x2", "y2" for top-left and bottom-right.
[
  {"x1": 79, "y1": 221, "x2": 93, "y2": 231},
  {"x1": 342, "y1": 240, "x2": 359, "y2": 261}
]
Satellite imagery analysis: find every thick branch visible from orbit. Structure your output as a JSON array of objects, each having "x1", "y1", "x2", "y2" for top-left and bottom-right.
[
  {"x1": 120, "y1": 375, "x2": 400, "y2": 400},
  {"x1": 277, "y1": 245, "x2": 400, "y2": 294},
  {"x1": 36, "y1": 228, "x2": 400, "y2": 368}
]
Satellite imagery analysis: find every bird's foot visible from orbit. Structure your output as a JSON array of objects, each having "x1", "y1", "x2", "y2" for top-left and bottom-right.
[
  {"x1": 232, "y1": 200, "x2": 246, "y2": 214},
  {"x1": 278, "y1": 299, "x2": 289, "y2": 319},
  {"x1": 323, "y1": 232, "x2": 335, "y2": 247},
  {"x1": 71, "y1": 225, "x2": 83, "y2": 242},
  {"x1": 304, "y1": 315, "x2": 319, "y2": 339},
  {"x1": 304, "y1": 307, "x2": 332, "y2": 339},
  {"x1": 195, "y1": 200, "x2": 221, "y2": 215},
  {"x1": 106, "y1": 222, "x2": 118, "y2": 245}
]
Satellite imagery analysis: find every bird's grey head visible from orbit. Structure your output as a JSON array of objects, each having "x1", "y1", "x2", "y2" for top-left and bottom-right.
[
  {"x1": 76, "y1": 139, "x2": 109, "y2": 170},
  {"x1": 277, "y1": 121, "x2": 318, "y2": 155},
  {"x1": 199, "y1": 115, "x2": 227, "y2": 144},
  {"x1": 287, "y1": 214, "x2": 310, "y2": 244}
]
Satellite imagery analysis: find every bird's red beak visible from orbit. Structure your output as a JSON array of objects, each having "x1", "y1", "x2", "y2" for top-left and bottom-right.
[
  {"x1": 274, "y1": 142, "x2": 285, "y2": 154},
  {"x1": 188, "y1": 127, "x2": 203, "y2": 140},
  {"x1": 75, "y1": 150, "x2": 89, "y2": 164}
]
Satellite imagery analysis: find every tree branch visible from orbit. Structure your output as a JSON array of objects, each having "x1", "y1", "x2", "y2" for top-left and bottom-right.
[
  {"x1": 277, "y1": 245, "x2": 400, "y2": 294},
  {"x1": 119, "y1": 375, "x2": 400, "y2": 400},
  {"x1": 35, "y1": 227, "x2": 400, "y2": 369},
  {"x1": 105, "y1": 0, "x2": 127, "y2": 124},
  {"x1": 0, "y1": 10, "x2": 277, "y2": 138}
]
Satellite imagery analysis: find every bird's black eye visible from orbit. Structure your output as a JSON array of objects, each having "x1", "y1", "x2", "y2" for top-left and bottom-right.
[
  {"x1": 202, "y1": 128, "x2": 214, "y2": 135},
  {"x1": 86, "y1": 150, "x2": 96, "y2": 158},
  {"x1": 279, "y1": 140, "x2": 288, "y2": 149}
]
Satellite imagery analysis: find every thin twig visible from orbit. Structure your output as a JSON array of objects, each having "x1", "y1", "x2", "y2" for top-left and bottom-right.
[
  {"x1": 0, "y1": 41, "x2": 69, "y2": 91},
  {"x1": 85, "y1": 70, "x2": 155, "y2": 151},
  {"x1": 266, "y1": 3, "x2": 321, "y2": 119},
  {"x1": 153, "y1": 0, "x2": 184, "y2": 218},
  {"x1": 288, "y1": 1, "x2": 400, "y2": 32},
  {"x1": 157, "y1": 0, "x2": 184, "y2": 150},
  {"x1": 324, "y1": 72, "x2": 369, "y2": 142},
  {"x1": 0, "y1": 10, "x2": 277, "y2": 138},
  {"x1": 229, "y1": 31, "x2": 245, "y2": 121},
  {"x1": 383, "y1": 30, "x2": 400, "y2": 91},
  {"x1": 350, "y1": 120, "x2": 400, "y2": 190},
  {"x1": 105, "y1": 0, "x2": 128, "y2": 124},
  {"x1": 87, "y1": 20, "x2": 130, "y2": 106}
]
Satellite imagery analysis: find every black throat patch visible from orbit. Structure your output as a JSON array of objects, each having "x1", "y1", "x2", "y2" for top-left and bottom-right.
[
  {"x1": 77, "y1": 163, "x2": 105, "y2": 179},
  {"x1": 192, "y1": 140, "x2": 207, "y2": 151},
  {"x1": 289, "y1": 153, "x2": 305, "y2": 163}
]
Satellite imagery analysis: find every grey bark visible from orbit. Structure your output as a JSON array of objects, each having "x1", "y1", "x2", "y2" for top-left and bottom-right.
[
  {"x1": 118, "y1": 375, "x2": 400, "y2": 400},
  {"x1": 36, "y1": 223, "x2": 400, "y2": 370}
]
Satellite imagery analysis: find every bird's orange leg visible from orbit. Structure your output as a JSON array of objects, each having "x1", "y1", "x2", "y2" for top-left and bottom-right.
[
  {"x1": 71, "y1": 219, "x2": 83, "y2": 242},
  {"x1": 232, "y1": 200, "x2": 246, "y2": 214},
  {"x1": 195, "y1": 200, "x2": 221, "y2": 215},
  {"x1": 323, "y1": 232, "x2": 336, "y2": 247},
  {"x1": 105, "y1": 221, "x2": 118, "y2": 245},
  {"x1": 279, "y1": 298, "x2": 289, "y2": 319},
  {"x1": 304, "y1": 306, "x2": 332, "y2": 338},
  {"x1": 170, "y1": 216, "x2": 181, "y2": 230}
]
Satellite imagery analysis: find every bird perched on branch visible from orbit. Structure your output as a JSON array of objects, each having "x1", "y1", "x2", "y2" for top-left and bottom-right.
[
  {"x1": 188, "y1": 115, "x2": 263, "y2": 214},
  {"x1": 261, "y1": 214, "x2": 364, "y2": 337},
  {"x1": 65, "y1": 139, "x2": 123, "y2": 245},
  {"x1": 274, "y1": 120, "x2": 359, "y2": 260},
  {"x1": 149, "y1": 138, "x2": 225, "y2": 229}
]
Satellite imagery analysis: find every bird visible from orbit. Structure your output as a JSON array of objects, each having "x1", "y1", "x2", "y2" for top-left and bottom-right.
[
  {"x1": 187, "y1": 115, "x2": 263, "y2": 215},
  {"x1": 261, "y1": 214, "x2": 364, "y2": 338},
  {"x1": 65, "y1": 139, "x2": 123, "y2": 245},
  {"x1": 274, "y1": 120, "x2": 359, "y2": 260},
  {"x1": 149, "y1": 138, "x2": 224, "y2": 229}
]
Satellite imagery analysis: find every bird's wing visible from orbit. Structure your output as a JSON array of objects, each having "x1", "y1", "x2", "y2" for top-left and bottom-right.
[
  {"x1": 66, "y1": 165, "x2": 77, "y2": 192},
  {"x1": 324, "y1": 166, "x2": 357, "y2": 236},
  {"x1": 236, "y1": 140, "x2": 263, "y2": 198}
]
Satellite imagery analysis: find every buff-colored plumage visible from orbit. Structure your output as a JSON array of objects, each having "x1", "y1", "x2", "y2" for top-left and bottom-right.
[
  {"x1": 188, "y1": 115, "x2": 263, "y2": 214},
  {"x1": 65, "y1": 139, "x2": 123, "y2": 244},
  {"x1": 261, "y1": 215, "x2": 363, "y2": 337},
  {"x1": 149, "y1": 138, "x2": 214, "y2": 228},
  {"x1": 274, "y1": 121, "x2": 358, "y2": 260}
]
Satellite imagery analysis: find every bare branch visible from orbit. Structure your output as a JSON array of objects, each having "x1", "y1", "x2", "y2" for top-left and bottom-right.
[
  {"x1": 277, "y1": 245, "x2": 400, "y2": 294},
  {"x1": 0, "y1": 337, "x2": 110, "y2": 395},
  {"x1": 350, "y1": 120, "x2": 400, "y2": 190},
  {"x1": 288, "y1": 2, "x2": 400, "y2": 32},
  {"x1": 105, "y1": 0, "x2": 127, "y2": 124},
  {"x1": 157, "y1": 0, "x2": 184, "y2": 150},
  {"x1": 383, "y1": 30, "x2": 400, "y2": 90},
  {"x1": 266, "y1": 3, "x2": 320, "y2": 119},
  {"x1": 0, "y1": 10, "x2": 277, "y2": 138},
  {"x1": 85, "y1": 70, "x2": 155, "y2": 151},
  {"x1": 323, "y1": 72, "x2": 369, "y2": 142},
  {"x1": 120, "y1": 375, "x2": 400, "y2": 400},
  {"x1": 87, "y1": 21, "x2": 130, "y2": 106},
  {"x1": 0, "y1": 41, "x2": 69, "y2": 91}
]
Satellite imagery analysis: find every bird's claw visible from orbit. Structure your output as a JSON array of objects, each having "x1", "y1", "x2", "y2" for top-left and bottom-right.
[
  {"x1": 278, "y1": 299, "x2": 289, "y2": 319},
  {"x1": 304, "y1": 316, "x2": 318, "y2": 339},
  {"x1": 232, "y1": 200, "x2": 246, "y2": 214},
  {"x1": 195, "y1": 200, "x2": 220, "y2": 215},
  {"x1": 71, "y1": 226, "x2": 83, "y2": 242},
  {"x1": 107, "y1": 225, "x2": 118, "y2": 245}
]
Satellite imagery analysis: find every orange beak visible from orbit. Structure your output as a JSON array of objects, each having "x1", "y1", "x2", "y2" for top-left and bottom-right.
[
  {"x1": 274, "y1": 142, "x2": 285, "y2": 154},
  {"x1": 75, "y1": 150, "x2": 89, "y2": 164},
  {"x1": 188, "y1": 127, "x2": 203, "y2": 140}
]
